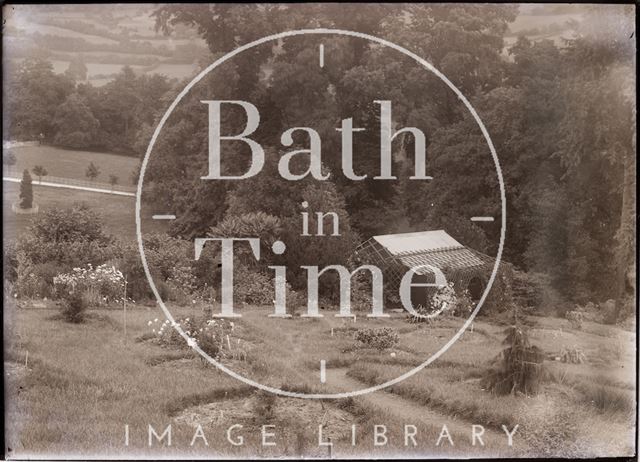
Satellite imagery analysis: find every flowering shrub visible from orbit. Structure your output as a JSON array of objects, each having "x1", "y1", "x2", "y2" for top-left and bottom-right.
[
  {"x1": 148, "y1": 316, "x2": 236, "y2": 360},
  {"x1": 13, "y1": 204, "x2": 120, "y2": 299},
  {"x1": 53, "y1": 263, "x2": 125, "y2": 306},
  {"x1": 355, "y1": 327, "x2": 399, "y2": 351},
  {"x1": 408, "y1": 282, "x2": 472, "y2": 323},
  {"x1": 165, "y1": 265, "x2": 210, "y2": 305},
  {"x1": 431, "y1": 282, "x2": 466, "y2": 316}
]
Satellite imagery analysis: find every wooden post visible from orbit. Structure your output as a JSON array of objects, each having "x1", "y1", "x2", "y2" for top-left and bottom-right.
[{"x1": 123, "y1": 277, "x2": 128, "y2": 345}]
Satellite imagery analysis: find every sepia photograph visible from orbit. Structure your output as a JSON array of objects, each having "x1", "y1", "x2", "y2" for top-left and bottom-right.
[{"x1": 2, "y1": 2, "x2": 637, "y2": 460}]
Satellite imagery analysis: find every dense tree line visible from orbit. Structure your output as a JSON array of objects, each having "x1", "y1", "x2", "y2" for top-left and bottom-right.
[
  {"x1": 4, "y1": 59, "x2": 174, "y2": 154},
  {"x1": 142, "y1": 4, "x2": 634, "y2": 314}
]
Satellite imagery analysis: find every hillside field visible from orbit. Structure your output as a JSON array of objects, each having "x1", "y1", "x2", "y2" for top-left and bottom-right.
[{"x1": 4, "y1": 301, "x2": 635, "y2": 459}]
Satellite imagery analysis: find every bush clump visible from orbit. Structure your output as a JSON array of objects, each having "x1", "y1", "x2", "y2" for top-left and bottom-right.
[
  {"x1": 355, "y1": 327, "x2": 399, "y2": 351},
  {"x1": 565, "y1": 310, "x2": 584, "y2": 330},
  {"x1": 147, "y1": 316, "x2": 237, "y2": 361},
  {"x1": 60, "y1": 290, "x2": 87, "y2": 323}
]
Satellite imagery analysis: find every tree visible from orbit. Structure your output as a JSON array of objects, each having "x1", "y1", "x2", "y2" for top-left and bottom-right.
[
  {"x1": 5, "y1": 59, "x2": 74, "y2": 141},
  {"x1": 87, "y1": 67, "x2": 171, "y2": 154},
  {"x1": 19, "y1": 169, "x2": 33, "y2": 209},
  {"x1": 65, "y1": 55, "x2": 88, "y2": 81},
  {"x1": 108, "y1": 174, "x2": 119, "y2": 191},
  {"x1": 150, "y1": 4, "x2": 517, "y2": 241},
  {"x1": 85, "y1": 162, "x2": 100, "y2": 182},
  {"x1": 149, "y1": 4, "x2": 633, "y2": 311},
  {"x1": 52, "y1": 93, "x2": 100, "y2": 149},
  {"x1": 32, "y1": 165, "x2": 48, "y2": 184}
]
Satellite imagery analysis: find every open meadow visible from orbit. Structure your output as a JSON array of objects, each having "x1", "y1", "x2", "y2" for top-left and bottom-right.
[{"x1": 4, "y1": 299, "x2": 636, "y2": 459}]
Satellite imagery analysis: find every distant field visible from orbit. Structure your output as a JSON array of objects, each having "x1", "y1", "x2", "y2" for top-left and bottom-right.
[
  {"x1": 6, "y1": 145, "x2": 139, "y2": 185},
  {"x1": 47, "y1": 60, "x2": 147, "y2": 80},
  {"x1": 5, "y1": 6, "x2": 207, "y2": 87},
  {"x1": 29, "y1": 23, "x2": 120, "y2": 44},
  {"x1": 3, "y1": 182, "x2": 168, "y2": 242},
  {"x1": 148, "y1": 63, "x2": 198, "y2": 79},
  {"x1": 509, "y1": 13, "x2": 583, "y2": 34}
]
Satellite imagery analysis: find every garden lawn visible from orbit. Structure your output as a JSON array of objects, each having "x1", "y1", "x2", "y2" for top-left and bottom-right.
[
  {"x1": 3, "y1": 182, "x2": 168, "y2": 242},
  {"x1": 5, "y1": 145, "x2": 139, "y2": 184},
  {"x1": 5, "y1": 301, "x2": 636, "y2": 458}
]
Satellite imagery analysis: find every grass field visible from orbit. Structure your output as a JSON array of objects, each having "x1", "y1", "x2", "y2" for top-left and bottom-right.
[
  {"x1": 3, "y1": 182, "x2": 168, "y2": 242},
  {"x1": 6, "y1": 145, "x2": 139, "y2": 185},
  {"x1": 5, "y1": 298, "x2": 636, "y2": 459}
]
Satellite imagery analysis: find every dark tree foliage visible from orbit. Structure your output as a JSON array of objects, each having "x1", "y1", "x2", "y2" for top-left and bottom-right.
[
  {"x1": 143, "y1": 4, "x2": 634, "y2": 309},
  {"x1": 5, "y1": 59, "x2": 172, "y2": 155}
]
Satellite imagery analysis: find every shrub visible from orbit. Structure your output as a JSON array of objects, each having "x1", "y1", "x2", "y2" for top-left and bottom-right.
[
  {"x1": 60, "y1": 290, "x2": 87, "y2": 323},
  {"x1": 116, "y1": 249, "x2": 151, "y2": 301},
  {"x1": 482, "y1": 323, "x2": 545, "y2": 395},
  {"x1": 27, "y1": 203, "x2": 111, "y2": 245},
  {"x1": 511, "y1": 270, "x2": 548, "y2": 311},
  {"x1": 117, "y1": 235, "x2": 191, "y2": 301},
  {"x1": 3, "y1": 242, "x2": 18, "y2": 282},
  {"x1": 233, "y1": 264, "x2": 276, "y2": 305},
  {"x1": 601, "y1": 299, "x2": 618, "y2": 324},
  {"x1": 32, "y1": 262, "x2": 66, "y2": 298},
  {"x1": 147, "y1": 316, "x2": 235, "y2": 360},
  {"x1": 16, "y1": 204, "x2": 117, "y2": 284},
  {"x1": 150, "y1": 317, "x2": 197, "y2": 348},
  {"x1": 196, "y1": 328, "x2": 221, "y2": 359},
  {"x1": 53, "y1": 263, "x2": 125, "y2": 306},
  {"x1": 192, "y1": 318, "x2": 235, "y2": 359},
  {"x1": 355, "y1": 327, "x2": 399, "y2": 351},
  {"x1": 208, "y1": 212, "x2": 282, "y2": 266},
  {"x1": 166, "y1": 265, "x2": 199, "y2": 305},
  {"x1": 482, "y1": 265, "x2": 516, "y2": 315},
  {"x1": 14, "y1": 252, "x2": 61, "y2": 298},
  {"x1": 565, "y1": 310, "x2": 584, "y2": 330},
  {"x1": 559, "y1": 346, "x2": 586, "y2": 364},
  {"x1": 407, "y1": 282, "x2": 472, "y2": 323},
  {"x1": 253, "y1": 390, "x2": 277, "y2": 423}
]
